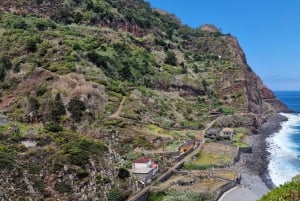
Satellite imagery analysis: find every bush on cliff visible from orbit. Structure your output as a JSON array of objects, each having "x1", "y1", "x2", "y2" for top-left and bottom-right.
[
  {"x1": 64, "y1": 138, "x2": 107, "y2": 166},
  {"x1": 259, "y1": 175, "x2": 300, "y2": 201}
]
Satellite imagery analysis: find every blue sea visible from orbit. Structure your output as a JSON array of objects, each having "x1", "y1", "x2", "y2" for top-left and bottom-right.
[{"x1": 266, "y1": 91, "x2": 300, "y2": 186}]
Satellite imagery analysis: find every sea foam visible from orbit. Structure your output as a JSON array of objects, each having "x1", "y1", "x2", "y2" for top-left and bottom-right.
[{"x1": 267, "y1": 113, "x2": 300, "y2": 186}]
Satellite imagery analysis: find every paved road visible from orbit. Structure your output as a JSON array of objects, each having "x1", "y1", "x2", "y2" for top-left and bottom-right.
[{"x1": 218, "y1": 174, "x2": 269, "y2": 201}]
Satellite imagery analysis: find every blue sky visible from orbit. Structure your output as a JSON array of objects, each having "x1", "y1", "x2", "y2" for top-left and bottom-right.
[{"x1": 147, "y1": 0, "x2": 300, "y2": 90}]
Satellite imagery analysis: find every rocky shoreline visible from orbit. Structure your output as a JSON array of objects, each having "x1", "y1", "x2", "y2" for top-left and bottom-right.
[
  {"x1": 219, "y1": 114, "x2": 288, "y2": 201},
  {"x1": 245, "y1": 114, "x2": 287, "y2": 187}
]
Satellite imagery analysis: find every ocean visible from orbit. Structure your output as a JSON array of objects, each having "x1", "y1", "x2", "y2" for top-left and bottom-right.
[{"x1": 266, "y1": 91, "x2": 300, "y2": 186}]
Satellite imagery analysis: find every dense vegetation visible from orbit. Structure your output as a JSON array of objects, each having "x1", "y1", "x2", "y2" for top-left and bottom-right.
[
  {"x1": 0, "y1": 0, "x2": 278, "y2": 200},
  {"x1": 259, "y1": 175, "x2": 300, "y2": 201}
]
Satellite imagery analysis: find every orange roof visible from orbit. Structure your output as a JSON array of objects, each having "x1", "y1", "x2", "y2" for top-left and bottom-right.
[
  {"x1": 133, "y1": 157, "x2": 151, "y2": 163},
  {"x1": 180, "y1": 140, "x2": 195, "y2": 148}
]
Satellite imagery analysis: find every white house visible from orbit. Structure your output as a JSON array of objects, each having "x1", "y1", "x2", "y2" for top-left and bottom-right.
[
  {"x1": 220, "y1": 127, "x2": 234, "y2": 139},
  {"x1": 132, "y1": 157, "x2": 152, "y2": 169},
  {"x1": 131, "y1": 157, "x2": 158, "y2": 185}
]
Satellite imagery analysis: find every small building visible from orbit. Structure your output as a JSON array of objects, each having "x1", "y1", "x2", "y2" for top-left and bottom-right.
[
  {"x1": 132, "y1": 167, "x2": 155, "y2": 185},
  {"x1": 132, "y1": 157, "x2": 152, "y2": 169},
  {"x1": 220, "y1": 127, "x2": 234, "y2": 139},
  {"x1": 205, "y1": 128, "x2": 220, "y2": 139},
  {"x1": 178, "y1": 140, "x2": 196, "y2": 153},
  {"x1": 131, "y1": 157, "x2": 159, "y2": 185}
]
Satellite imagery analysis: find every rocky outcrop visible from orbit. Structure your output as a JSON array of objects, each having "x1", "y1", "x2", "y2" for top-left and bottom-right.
[
  {"x1": 212, "y1": 35, "x2": 290, "y2": 114},
  {"x1": 259, "y1": 85, "x2": 292, "y2": 113},
  {"x1": 213, "y1": 114, "x2": 266, "y2": 129}
]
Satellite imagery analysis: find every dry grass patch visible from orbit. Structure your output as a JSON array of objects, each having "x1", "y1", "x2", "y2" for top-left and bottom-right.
[
  {"x1": 213, "y1": 169, "x2": 238, "y2": 180},
  {"x1": 153, "y1": 173, "x2": 229, "y2": 194},
  {"x1": 184, "y1": 143, "x2": 237, "y2": 169},
  {"x1": 193, "y1": 178, "x2": 227, "y2": 192}
]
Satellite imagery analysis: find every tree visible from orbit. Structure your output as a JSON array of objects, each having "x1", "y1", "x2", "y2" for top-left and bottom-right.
[
  {"x1": 50, "y1": 93, "x2": 65, "y2": 122},
  {"x1": 120, "y1": 65, "x2": 133, "y2": 81},
  {"x1": 0, "y1": 56, "x2": 12, "y2": 70},
  {"x1": 0, "y1": 68, "x2": 5, "y2": 81},
  {"x1": 117, "y1": 168, "x2": 130, "y2": 180},
  {"x1": 28, "y1": 96, "x2": 40, "y2": 112},
  {"x1": 67, "y1": 97, "x2": 85, "y2": 122},
  {"x1": 108, "y1": 188, "x2": 122, "y2": 201},
  {"x1": 25, "y1": 38, "x2": 37, "y2": 52},
  {"x1": 165, "y1": 50, "x2": 177, "y2": 66}
]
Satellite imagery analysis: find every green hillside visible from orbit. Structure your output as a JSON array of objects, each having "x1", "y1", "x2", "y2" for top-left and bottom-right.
[
  {"x1": 0, "y1": 0, "x2": 287, "y2": 200},
  {"x1": 259, "y1": 175, "x2": 300, "y2": 201}
]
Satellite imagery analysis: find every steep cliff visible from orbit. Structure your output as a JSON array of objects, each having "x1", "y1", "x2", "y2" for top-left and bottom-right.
[{"x1": 0, "y1": 0, "x2": 290, "y2": 200}]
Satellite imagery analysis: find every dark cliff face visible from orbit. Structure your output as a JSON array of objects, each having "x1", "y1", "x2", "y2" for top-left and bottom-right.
[
  {"x1": 259, "y1": 79, "x2": 292, "y2": 113},
  {"x1": 211, "y1": 36, "x2": 290, "y2": 114}
]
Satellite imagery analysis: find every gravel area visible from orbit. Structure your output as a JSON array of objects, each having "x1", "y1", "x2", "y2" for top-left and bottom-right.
[{"x1": 219, "y1": 114, "x2": 287, "y2": 201}]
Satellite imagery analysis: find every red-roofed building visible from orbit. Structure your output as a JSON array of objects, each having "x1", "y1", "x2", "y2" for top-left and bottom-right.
[
  {"x1": 132, "y1": 157, "x2": 152, "y2": 169},
  {"x1": 131, "y1": 157, "x2": 159, "y2": 185}
]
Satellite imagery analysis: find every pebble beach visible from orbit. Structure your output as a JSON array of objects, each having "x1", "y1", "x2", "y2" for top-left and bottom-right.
[{"x1": 219, "y1": 114, "x2": 287, "y2": 201}]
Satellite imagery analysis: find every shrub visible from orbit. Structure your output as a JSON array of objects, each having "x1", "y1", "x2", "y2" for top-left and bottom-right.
[
  {"x1": 107, "y1": 188, "x2": 122, "y2": 201},
  {"x1": 12, "y1": 20, "x2": 27, "y2": 29},
  {"x1": 44, "y1": 123, "x2": 63, "y2": 133},
  {"x1": 165, "y1": 50, "x2": 177, "y2": 66},
  {"x1": 35, "y1": 84, "x2": 47, "y2": 96},
  {"x1": 64, "y1": 138, "x2": 107, "y2": 166},
  {"x1": 28, "y1": 96, "x2": 40, "y2": 112},
  {"x1": 259, "y1": 175, "x2": 300, "y2": 201},
  {"x1": 33, "y1": 179, "x2": 45, "y2": 191},
  {"x1": 35, "y1": 19, "x2": 56, "y2": 30},
  {"x1": 76, "y1": 171, "x2": 89, "y2": 179},
  {"x1": 117, "y1": 168, "x2": 130, "y2": 180},
  {"x1": 28, "y1": 163, "x2": 42, "y2": 174},
  {"x1": 67, "y1": 97, "x2": 85, "y2": 122},
  {"x1": 220, "y1": 106, "x2": 235, "y2": 115},
  {"x1": 50, "y1": 93, "x2": 65, "y2": 122},
  {"x1": 0, "y1": 56, "x2": 12, "y2": 70},
  {"x1": 0, "y1": 68, "x2": 5, "y2": 81},
  {"x1": 0, "y1": 146, "x2": 15, "y2": 170},
  {"x1": 55, "y1": 181, "x2": 72, "y2": 193},
  {"x1": 147, "y1": 191, "x2": 166, "y2": 201},
  {"x1": 0, "y1": 56, "x2": 11, "y2": 80},
  {"x1": 25, "y1": 38, "x2": 38, "y2": 52}
]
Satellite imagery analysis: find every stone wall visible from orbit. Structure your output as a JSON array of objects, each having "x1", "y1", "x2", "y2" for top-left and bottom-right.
[{"x1": 214, "y1": 175, "x2": 240, "y2": 201}]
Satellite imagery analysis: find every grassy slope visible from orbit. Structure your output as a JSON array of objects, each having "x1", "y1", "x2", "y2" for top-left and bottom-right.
[{"x1": 0, "y1": 0, "x2": 273, "y2": 199}]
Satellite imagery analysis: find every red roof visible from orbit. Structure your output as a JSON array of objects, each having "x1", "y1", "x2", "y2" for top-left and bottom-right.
[{"x1": 133, "y1": 157, "x2": 151, "y2": 163}]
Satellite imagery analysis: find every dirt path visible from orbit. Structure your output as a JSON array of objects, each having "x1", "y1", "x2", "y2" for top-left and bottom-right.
[{"x1": 109, "y1": 96, "x2": 125, "y2": 119}]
